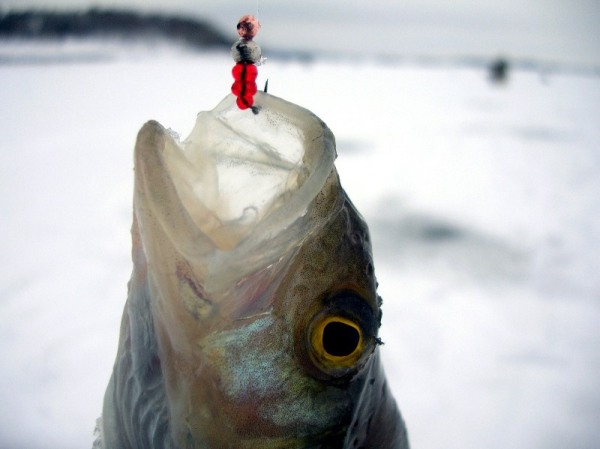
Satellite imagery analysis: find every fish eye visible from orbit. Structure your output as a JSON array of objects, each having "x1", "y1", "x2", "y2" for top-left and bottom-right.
[
  {"x1": 313, "y1": 316, "x2": 363, "y2": 361},
  {"x1": 304, "y1": 296, "x2": 378, "y2": 381},
  {"x1": 301, "y1": 291, "x2": 379, "y2": 380}
]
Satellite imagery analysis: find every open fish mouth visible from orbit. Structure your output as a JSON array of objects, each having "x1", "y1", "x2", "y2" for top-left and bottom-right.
[{"x1": 134, "y1": 91, "x2": 339, "y2": 297}]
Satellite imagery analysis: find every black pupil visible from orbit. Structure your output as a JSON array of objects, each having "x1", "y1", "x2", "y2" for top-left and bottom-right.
[{"x1": 322, "y1": 321, "x2": 360, "y2": 357}]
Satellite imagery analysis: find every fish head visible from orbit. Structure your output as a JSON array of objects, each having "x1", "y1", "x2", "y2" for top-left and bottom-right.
[{"x1": 131, "y1": 92, "x2": 394, "y2": 448}]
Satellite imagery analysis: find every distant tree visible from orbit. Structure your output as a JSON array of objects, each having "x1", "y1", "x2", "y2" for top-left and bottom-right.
[{"x1": 0, "y1": 9, "x2": 230, "y2": 49}]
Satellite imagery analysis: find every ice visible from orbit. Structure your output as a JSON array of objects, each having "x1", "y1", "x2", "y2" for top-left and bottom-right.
[{"x1": 0, "y1": 43, "x2": 599, "y2": 449}]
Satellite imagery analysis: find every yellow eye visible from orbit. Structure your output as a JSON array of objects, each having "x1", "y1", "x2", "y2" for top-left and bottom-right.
[
  {"x1": 310, "y1": 316, "x2": 365, "y2": 369},
  {"x1": 301, "y1": 292, "x2": 380, "y2": 380}
]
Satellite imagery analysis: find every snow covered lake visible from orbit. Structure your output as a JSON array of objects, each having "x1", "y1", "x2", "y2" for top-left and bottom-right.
[{"x1": 1, "y1": 42, "x2": 599, "y2": 449}]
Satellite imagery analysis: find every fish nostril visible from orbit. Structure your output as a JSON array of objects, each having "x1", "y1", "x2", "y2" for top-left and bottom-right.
[
  {"x1": 322, "y1": 321, "x2": 360, "y2": 357},
  {"x1": 351, "y1": 231, "x2": 362, "y2": 245}
]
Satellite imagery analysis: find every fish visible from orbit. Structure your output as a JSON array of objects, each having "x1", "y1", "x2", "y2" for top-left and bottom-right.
[{"x1": 95, "y1": 91, "x2": 409, "y2": 449}]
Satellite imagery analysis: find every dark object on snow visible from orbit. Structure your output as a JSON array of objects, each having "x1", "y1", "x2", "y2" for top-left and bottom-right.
[
  {"x1": 489, "y1": 57, "x2": 510, "y2": 83},
  {"x1": 0, "y1": 8, "x2": 230, "y2": 49}
]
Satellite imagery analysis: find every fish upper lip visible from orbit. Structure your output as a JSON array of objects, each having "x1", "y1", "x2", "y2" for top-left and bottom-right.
[{"x1": 134, "y1": 92, "x2": 339, "y2": 296}]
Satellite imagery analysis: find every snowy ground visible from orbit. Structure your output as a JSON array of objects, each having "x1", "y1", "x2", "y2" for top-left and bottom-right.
[{"x1": 1, "y1": 43, "x2": 599, "y2": 449}]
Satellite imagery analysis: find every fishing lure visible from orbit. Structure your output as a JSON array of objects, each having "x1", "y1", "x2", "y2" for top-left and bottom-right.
[{"x1": 231, "y1": 15, "x2": 262, "y2": 111}]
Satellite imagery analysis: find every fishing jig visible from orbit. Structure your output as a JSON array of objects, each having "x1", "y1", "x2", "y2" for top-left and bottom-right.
[{"x1": 231, "y1": 15, "x2": 262, "y2": 112}]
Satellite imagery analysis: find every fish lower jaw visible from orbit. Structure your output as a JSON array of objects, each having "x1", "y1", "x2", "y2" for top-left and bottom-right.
[
  {"x1": 134, "y1": 93, "x2": 339, "y2": 295},
  {"x1": 159, "y1": 93, "x2": 333, "y2": 252}
]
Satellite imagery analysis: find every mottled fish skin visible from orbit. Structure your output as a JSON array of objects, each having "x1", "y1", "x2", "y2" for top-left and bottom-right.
[{"x1": 96, "y1": 93, "x2": 409, "y2": 449}]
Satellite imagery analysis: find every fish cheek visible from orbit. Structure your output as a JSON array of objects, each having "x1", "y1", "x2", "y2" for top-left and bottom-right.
[{"x1": 196, "y1": 315, "x2": 350, "y2": 441}]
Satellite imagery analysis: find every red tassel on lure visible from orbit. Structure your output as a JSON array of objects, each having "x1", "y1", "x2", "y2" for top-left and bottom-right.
[
  {"x1": 230, "y1": 15, "x2": 262, "y2": 111},
  {"x1": 232, "y1": 62, "x2": 258, "y2": 109}
]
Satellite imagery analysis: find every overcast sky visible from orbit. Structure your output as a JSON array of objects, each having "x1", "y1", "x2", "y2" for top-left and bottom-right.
[{"x1": 2, "y1": 0, "x2": 599, "y2": 66}]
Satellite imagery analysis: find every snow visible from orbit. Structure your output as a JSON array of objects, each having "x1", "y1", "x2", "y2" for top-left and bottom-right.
[{"x1": 1, "y1": 44, "x2": 599, "y2": 449}]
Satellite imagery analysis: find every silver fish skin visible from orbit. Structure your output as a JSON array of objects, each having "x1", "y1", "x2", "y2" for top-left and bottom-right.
[{"x1": 96, "y1": 92, "x2": 409, "y2": 449}]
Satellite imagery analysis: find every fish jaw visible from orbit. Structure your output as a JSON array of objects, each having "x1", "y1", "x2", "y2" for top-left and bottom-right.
[
  {"x1": 133, "y1": 92, "x2": 337, "y2": 304},
  {"x1": 119, "y1": 92, "x2": 408, "y2": 447}
]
